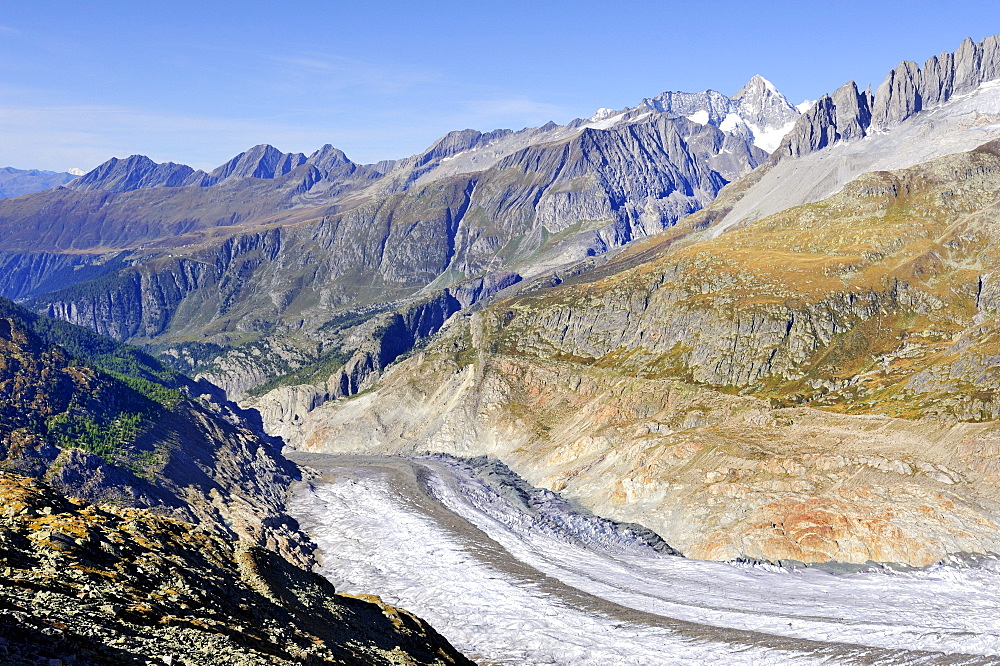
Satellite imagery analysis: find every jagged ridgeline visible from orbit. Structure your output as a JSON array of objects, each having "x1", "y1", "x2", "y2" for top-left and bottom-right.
[{"x1": 0, "y1": 74, "x2": 800, "y2": 399}]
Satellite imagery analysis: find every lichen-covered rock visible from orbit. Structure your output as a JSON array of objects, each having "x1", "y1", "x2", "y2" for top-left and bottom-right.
[{"x1": 0, "y1": 472, "x2": 472, "y2": 666}]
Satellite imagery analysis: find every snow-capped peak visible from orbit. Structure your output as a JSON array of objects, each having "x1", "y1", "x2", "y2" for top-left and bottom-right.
[
  {"x1": 67, "y1": 167, "x2": 85, "y2": 176},
  {"x1": 796, "y1": 99, "x2": 816, "y2": 113},
  {"x1": 589, "y1": 108, "x2": 617, "y2": 122},
  {"x1": 749, "y1": 74, "x2": 779, "y2": 95},
  {"x1": 579, "y1": 75, "x2": 804, "y2": 155},
  {"x1": 729, "y1": 74, "x2": 801, "y2": 148}
]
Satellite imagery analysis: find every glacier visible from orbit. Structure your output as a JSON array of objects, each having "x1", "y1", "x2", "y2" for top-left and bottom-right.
[{"x1": 288, "y1": 453, "x2": 1000, "y2": 665}]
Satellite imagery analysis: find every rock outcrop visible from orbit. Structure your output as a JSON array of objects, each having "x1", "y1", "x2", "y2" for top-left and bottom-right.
[
  {"x1": 775, "y1": 35, "x2": 1000, "y2": 158},
  {"x1": 0, "y1": 472, "x2": 472, "y2": 665}
]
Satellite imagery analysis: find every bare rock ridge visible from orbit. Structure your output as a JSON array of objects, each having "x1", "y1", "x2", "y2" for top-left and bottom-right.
[
  {"x1": 66, "y1": 144, "x2": 355, "y2": 195},
  {"x1": 246, "y1": 271, "x2": 524, "y2": 440},
  {"x1": 776, "y1": 35, "x2": 1000, "y2": 158},
  {"x1": 68, "y1": 155, "x2": 198, "y2": 194},
  {"x1": 0, "y1": 472, "x2": 472, "y2": 665},
  {"x1": 209, "y1": 144, "x2": 308, "y2": 181}
]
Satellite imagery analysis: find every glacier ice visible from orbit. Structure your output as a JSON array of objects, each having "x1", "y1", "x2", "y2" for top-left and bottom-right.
[{"x1": 288, "y1": 454, "x2": 1000, "y2": 665}]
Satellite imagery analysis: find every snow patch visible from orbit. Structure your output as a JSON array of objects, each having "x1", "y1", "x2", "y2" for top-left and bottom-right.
[
  {"x1": 589, "y1": 108, "x2": 616, "y2": 122},
  {"x1": 796, "y1": 99, "x2": 816, "y2": 114},
  {"x1": 685, "y1": 110, "x2": 710, "y2": 125},
  {"x1": 719, "y1": 113, "x2": 744, "y2": 133},
  {"x1": 581, "y1": 111, "x2": 627, "y2": 131},
  {"x1": 748, "y1": 120, "x2": 797, "y2": 153}
]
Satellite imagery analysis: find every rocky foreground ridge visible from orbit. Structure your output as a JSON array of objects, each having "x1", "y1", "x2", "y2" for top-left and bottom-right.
[{"x1": 0, "y1": 472, "x2": 471, "y2": 665}]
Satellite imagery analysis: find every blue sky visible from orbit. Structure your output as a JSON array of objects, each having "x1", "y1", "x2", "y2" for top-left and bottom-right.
[{"x1": 2, "y1": 0, "x2": 999, "y2": 172}]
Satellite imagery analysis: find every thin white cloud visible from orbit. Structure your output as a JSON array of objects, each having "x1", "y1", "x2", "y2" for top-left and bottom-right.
[
  {"x1": 262, "y1": 51, "x2": 445, "y2": 96},
  {"x1": 0, "y1": 24, "x2": 19, "y2": 36}
]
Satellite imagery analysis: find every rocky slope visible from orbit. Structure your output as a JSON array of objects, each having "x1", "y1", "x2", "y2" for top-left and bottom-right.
[
  {"x1": 0, "y1": 472, "x2": 472, "y2": 665},
  {"x1": 0, "y1": 297, "x2": 312, "y2": 566},
  {"x1": 284, "y1": 138, "x2": 1000, "y2": 567}
]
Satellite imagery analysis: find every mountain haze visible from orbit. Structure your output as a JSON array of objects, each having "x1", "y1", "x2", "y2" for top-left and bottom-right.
[{"x1": 0, "y1": 167, "x2": 78, "y2": 198}]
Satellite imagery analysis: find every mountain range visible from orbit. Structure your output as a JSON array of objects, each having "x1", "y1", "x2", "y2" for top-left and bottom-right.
[
  {"x1": 0, "y1": 72, "x2": 803, "y2": 403},
  {"x1": 258, "y1": 35, "x2": 1000, "y2": 567}
]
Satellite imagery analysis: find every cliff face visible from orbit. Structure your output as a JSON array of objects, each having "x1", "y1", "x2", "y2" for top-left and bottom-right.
[
  {"x1": 0, "y1": 472, "x2": 472, "y2": 665},
  {"x1": 285, "y1": 141, "x2": 1000, "y2": 566},
  {"x1": 775, "y1": 35, "x2": 1000, "y2": 159}
]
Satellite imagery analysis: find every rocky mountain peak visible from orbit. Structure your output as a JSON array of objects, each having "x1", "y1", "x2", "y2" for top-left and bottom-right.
[
  {"x1": 66, "y1": 154, "x2": 200, "y2": 194},
  {"x1": 729, "y1": 75, "x2": 800, "y2": 139},
  {"x1": 732, "y1": 74, "x2": 780, "y2": 99},
  {"x1": 209, "y1": 144, "x2": 308, "y2": 181},
  {"x1": 775, "y1": 34, "x2": 1000, "y2": 159},
  {"x1": 306, "y1": 143, "x2": 354, "y2": 175},
  {"x1": 624, "y1": 77, "x2": 801, "y2": 153}
]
